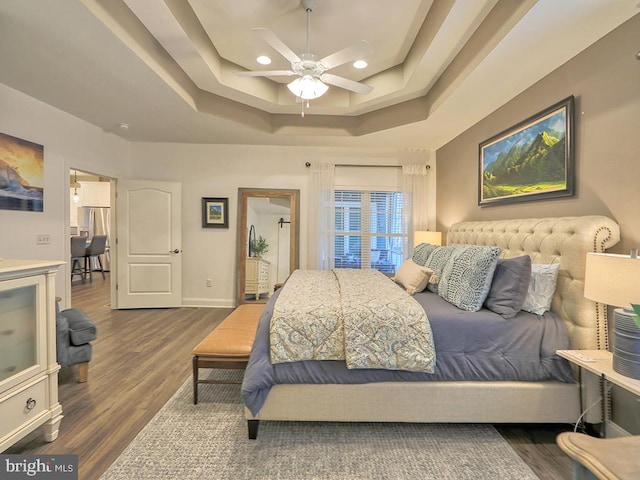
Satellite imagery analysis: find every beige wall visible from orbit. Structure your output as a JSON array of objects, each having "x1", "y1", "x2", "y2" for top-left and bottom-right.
[
  {"x1": 436, "y1": 14, "x2": 640, "y2": 254},
  {"x1": 127, "y1": 144, "x2": 436, "y2": 307},
  {"x1": 0, "y1": 83, "x2": 130, "y2": 305}
]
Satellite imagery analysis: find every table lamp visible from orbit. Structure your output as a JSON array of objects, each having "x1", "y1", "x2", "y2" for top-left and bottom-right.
[
  {"x1": 584, "y1": 251, "x2": 640, "y2": 379},
  {"x1": 414, "y1": 231, "x2": 442, "y2": 247}
]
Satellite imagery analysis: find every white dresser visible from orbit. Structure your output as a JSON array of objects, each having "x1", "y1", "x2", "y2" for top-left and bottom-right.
[
  {"x1": 0, "y1": 259, "x2": 64, "y2": 452},
  {"x1": 245, "y1": 257, "x2": 270, "y2": 300}
]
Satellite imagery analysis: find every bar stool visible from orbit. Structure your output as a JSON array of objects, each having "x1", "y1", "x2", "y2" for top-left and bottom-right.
[
  {"x1": 84, "y1": 235, "x2": 107, "y2": 281},
  {"x1": 70, "y1": 236, "x2": 88, "y2": 283}
]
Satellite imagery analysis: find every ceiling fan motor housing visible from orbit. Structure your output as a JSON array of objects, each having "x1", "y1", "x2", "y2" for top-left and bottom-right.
[{"x1": 292, "y1": 53, "x2": 326, "y2": 77}]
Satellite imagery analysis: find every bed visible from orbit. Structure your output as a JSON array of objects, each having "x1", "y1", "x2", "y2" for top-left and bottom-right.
[{"x1": 242, "y1": 216, "x2": 620, "y2": 439}]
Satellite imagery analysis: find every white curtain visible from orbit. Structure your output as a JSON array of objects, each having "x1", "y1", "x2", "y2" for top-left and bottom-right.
[
  {"x1": 307, "y1": 162, "x2": 335, "y2": 269},
  {"x1": 402, "y1": 164, "x2": 430, "y2": 250}
]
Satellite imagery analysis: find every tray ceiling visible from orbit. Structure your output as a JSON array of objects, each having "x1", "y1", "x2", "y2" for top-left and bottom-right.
[{"x1": 0, "y1": 0, "x2": 637, "y2": 147}]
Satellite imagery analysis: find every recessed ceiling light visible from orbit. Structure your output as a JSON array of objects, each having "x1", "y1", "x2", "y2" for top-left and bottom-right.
[
  {"x1": 117, "y1": 122, "x2": 130, "y2": 130},
  {"x1": 353, "y1": 60, "x2": 368, "y2": 69},
  {"x1": 257, "y1": 55, "x2": 272, "y2": 65}
]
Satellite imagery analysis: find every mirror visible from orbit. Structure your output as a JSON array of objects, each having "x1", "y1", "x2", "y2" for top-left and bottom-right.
[{"x1": 236, "y1": 188, "x2": 300, "y2": 305}]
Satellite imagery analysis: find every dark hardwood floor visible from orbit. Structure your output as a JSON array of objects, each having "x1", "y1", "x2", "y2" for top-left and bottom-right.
[
  {"x1": 7, "y1": 274, "x2": 233, "y2": 479},
  {"x1": 7, "y1": 274, "x2": 574, "y2": 479}
]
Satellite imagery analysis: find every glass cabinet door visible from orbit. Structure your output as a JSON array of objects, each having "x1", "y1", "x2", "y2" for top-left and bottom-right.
[{"x1": 0, "y1": 275, "x2": 45, "y2": 390}]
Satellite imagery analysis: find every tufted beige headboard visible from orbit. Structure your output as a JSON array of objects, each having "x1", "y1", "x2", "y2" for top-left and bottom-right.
[{"x1": 447, "y1": 216, "x2": 620, "y2": 351}]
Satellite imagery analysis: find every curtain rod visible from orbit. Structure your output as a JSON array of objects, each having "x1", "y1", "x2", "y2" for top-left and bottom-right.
[{"x1": 304, "y1": 162, "x2": 430, "y2": 170}]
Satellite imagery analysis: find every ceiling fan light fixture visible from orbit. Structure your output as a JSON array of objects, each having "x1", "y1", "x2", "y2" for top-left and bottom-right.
[
  {"x1": 287, "y1": 75, "x2": 328, "y2": 100},
  {"x1": 256, "y1": 55, "x2": 271, "y2": 65},
  {"x1": 353, "y1": 60, "x2": 368, "y2": 69}
]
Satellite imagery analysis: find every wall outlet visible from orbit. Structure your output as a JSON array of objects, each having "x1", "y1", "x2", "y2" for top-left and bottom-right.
[
  {"x1": 206, "y1": 278, "x2": 213, "y2": 287},
  {"x1": 36, "y1": 234, "x2": 51, "y2": 245}
]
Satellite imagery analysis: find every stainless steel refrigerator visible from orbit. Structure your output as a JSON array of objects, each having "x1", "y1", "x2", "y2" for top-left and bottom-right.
[{"x1": 77, "y1": 206, "x2": 111, "y2": 271}]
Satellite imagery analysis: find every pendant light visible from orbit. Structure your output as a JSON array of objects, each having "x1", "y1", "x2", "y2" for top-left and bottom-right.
[{"x1": 71, "y1": 169, "x2": 81, "y2": 203}]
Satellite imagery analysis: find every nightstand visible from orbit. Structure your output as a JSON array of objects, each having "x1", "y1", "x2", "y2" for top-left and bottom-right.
[{"x1": 557, "y1": 349, "x2": 640, "y2": 437}]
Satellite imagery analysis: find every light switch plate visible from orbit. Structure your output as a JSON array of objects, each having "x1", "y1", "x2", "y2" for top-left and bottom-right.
[{"x1": 36, "y1": 234, "x2": 51, "y2": 245}]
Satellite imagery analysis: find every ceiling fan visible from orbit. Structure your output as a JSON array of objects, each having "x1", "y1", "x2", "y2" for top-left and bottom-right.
[{"x1": 235, "y1": 0, "x2": 373, "y2": 113}]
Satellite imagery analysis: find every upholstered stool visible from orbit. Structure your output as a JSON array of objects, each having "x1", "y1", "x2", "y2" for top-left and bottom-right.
[
  {"x1": 191, "y1": 304, "x2": 263, "y2": 404},
  {"x1": 55, "y1": 301, "x2": 98, "y2": 382},
  {"x1": 556, "y1": 432, "x2": 640, "y2": 480}
]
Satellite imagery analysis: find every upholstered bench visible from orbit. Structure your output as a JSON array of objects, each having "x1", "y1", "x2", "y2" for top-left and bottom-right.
[
  {"x1": 191, "y1": 304, "x2": 264, "y2": 404},
  {"x1": 556, "y1": 432, "x2": 640, "y2": 479}
]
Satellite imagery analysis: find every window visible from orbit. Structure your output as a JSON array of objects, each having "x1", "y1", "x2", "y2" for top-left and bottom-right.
[{"x1": 334, "y1": 190, "x2": 406, "y2": 274}]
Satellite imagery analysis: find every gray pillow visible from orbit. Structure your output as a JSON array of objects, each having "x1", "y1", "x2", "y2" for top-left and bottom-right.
[
  {"x1": 411, "y1": 243, "x2": 440, "y2": 267},
  {"x1": 484, "y1": 256, "x2": 532, "y2": 318},
  {"x1": 438, "y1": 245, "x2": 502, "y2": 312}
]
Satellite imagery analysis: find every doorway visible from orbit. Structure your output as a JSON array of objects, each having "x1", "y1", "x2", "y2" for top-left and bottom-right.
[{"x1": 69, "y1": 168, "x2": 114, "y2": 308}]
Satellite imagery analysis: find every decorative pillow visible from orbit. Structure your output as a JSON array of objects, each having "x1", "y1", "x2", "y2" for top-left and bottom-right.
[
  {"x1": 438, "y1": 245, "x2": 502, "y2": 312},
  {"x1": 484, "y1": 255, "x2": 532, "y2": 318},
  {"x1": 521, "y1": 263, "x2": 560, "y2": 315},
  {"x1": 411, "y1": 243, "x2": 440, "y2": 267},
  {"x1": 423, "y1": 246, "x2": 458, "y2": 293},
  {"x1": 392, "y1": 259, "x2": 434, "y2": 295}
]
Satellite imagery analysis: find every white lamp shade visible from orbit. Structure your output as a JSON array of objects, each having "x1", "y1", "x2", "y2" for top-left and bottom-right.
[
  {"x1": 414, "y1": 231, "x2": 442, "y2": 246},
  {"x1": 584, "y1": 252, "x2": 640, "y2": 309},
  {"x1": 287, "y1": 75, "x2": 329, "y2": 100}
]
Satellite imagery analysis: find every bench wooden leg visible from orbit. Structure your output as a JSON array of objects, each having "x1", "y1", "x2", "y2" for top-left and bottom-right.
[
  {"x1": 248, "y1": 419, "x2": 259, "y2": 440},
  {"x1": 193, "y1": 355, "x2": 199, "y2": 405},
  {"x1": 78, "y1": 362, "x2": 89, "y2": 383}
]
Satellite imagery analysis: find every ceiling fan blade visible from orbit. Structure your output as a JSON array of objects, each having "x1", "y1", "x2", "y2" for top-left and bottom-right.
[
  {"x1": 235, "y1": 70, "x2": 296, "y2": 77},
  {"x1": 321, "y1": 73, "x2": 373, "y2": 95},
  {"x1": 253, "y1": 28, "x2": 300, "y2": 64},
  {"x1": 319, "y1": 40, "x2": 373, "y2": 70}
]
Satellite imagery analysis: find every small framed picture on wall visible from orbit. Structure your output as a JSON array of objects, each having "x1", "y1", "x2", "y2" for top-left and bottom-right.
[{"x1": 202, "y1": 197, "x2": 229, "y2": 228}]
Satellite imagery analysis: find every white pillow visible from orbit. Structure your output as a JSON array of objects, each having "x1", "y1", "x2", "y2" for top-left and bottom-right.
[
  {"x1": 392, "y1": 259, "x2": 434, "y2": 295},
  {"x1": 521, "y1": 263, "x2": 560, "y2": 315}
]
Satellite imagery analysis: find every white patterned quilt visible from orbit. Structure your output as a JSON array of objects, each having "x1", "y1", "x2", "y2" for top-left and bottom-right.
[{"x1": 270, "y1": 269, "x2": 436, "y2": 372}]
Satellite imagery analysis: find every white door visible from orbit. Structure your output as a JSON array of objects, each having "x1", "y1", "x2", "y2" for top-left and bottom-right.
[{"x1": 116, "y1": 179, "x2": 182, "y2": 308}]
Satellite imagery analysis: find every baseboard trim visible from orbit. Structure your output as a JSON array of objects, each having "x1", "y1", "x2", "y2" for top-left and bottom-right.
[{"x1": 181, "y1": 297, "x2": 235, "y2": 308}]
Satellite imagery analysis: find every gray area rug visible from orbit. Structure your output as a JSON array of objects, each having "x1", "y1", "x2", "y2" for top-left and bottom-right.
[{"x1": 100, "y1": 370, "x2": 538, "y2": 480}]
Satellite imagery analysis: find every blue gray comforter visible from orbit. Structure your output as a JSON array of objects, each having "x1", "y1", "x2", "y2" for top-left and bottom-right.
[{"x1": 242, "y1": 286, "x2": 574, "y2": 416}]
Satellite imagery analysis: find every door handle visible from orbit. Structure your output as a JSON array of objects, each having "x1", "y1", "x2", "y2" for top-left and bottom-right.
[{"x1": 170, "y1": 249, "x2": 181, "y2": 254}]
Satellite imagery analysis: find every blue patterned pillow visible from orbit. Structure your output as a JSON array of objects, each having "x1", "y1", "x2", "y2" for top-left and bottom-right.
[
  {"x1": 411, "y1": 243, "x2": 440, "y2": 267},
  {"x1": 423, "y1": 246, "x2": 459, "y2": 293},
  {"x1": 438, "y1": 245, "x2": 502, "y2": 311}
]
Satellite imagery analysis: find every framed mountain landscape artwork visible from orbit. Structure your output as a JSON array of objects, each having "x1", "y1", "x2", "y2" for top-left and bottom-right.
[{"x1": 479, "y1": 96, "x2": 574, "y2": 206}]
